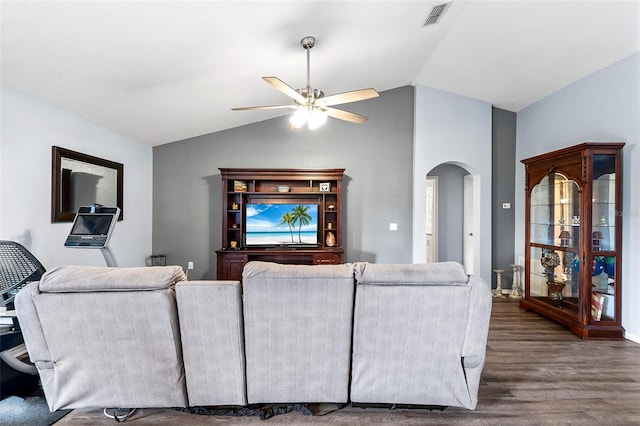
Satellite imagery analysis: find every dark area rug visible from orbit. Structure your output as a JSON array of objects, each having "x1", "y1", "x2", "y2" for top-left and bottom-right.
[
  {"x1": 176, "y1": 403, "x2": 344, "y2": 420},
  {"x1": 0, "y1": 392, "x2": 70, "y2": 426}
]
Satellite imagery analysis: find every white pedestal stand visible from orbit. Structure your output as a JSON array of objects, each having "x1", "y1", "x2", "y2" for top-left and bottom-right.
[
  {"x1": 509, "y1": 264, "x2": 522, "y2": 299},
  {"x1": 493, "y1": 269, "x2": 506, "y2": 298}
]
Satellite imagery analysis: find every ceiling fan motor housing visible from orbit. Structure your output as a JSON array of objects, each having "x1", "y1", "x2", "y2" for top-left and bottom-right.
[
  {"x1": 300, "y1": 36, "x2": 315, "y2": 49},
  {"x1": 296, "y1": 88, "x2": 324, "y2": 104}
]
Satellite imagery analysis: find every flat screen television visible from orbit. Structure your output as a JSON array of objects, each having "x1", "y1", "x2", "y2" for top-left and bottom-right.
[{"x1": 245, "y1": 202, "x2": 318, "y2": 247}]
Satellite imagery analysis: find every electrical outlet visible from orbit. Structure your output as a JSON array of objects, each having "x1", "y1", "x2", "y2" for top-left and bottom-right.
[{"x1": 187, "y1": 261, "x2": 194, "y2": 270}]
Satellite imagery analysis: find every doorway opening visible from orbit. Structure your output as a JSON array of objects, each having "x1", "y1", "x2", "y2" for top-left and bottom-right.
[
  {"x1": 426, "y1": 176, "x2": 438, "y2": 264},
  {"x1": 427, "y1": 164, "x2": 478, "y2": 275}
]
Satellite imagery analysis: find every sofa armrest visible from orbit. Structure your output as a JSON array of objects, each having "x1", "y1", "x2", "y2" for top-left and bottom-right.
[
  {"x1": 15, "y1": 282, "x2": 51, "y2": 365},
  {"x1": 461, "y1": 275, "x2": 492, "y2": 408},
  {"x1": 15, "y1": 282, "x2": 57, "y2": 410},
  {"x1": 463, "y1": 276, "x2": 492, "y2": 359}
]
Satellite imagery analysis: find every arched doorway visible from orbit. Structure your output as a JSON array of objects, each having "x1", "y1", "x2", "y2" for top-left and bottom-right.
[{"x1": 426, "y1": 163, "x2": 479, "y2": 275}]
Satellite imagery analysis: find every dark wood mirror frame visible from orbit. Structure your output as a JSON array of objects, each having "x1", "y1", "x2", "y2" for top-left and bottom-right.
[{"x1": 51, "y1": 146, "x2": 124, "y2": 222}]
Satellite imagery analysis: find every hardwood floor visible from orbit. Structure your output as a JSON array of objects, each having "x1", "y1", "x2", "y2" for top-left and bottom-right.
[{"x1": 56, "y1": 299, "x2": 640, "y2": 425}]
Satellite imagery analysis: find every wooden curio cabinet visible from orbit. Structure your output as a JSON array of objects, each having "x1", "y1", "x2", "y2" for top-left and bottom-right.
[
  {"x1": 520, "y1": 142, "x2": 624, "y2": 339},
  {"x1": 216, "y1": 168, "x2": 345, "y2": 281}
]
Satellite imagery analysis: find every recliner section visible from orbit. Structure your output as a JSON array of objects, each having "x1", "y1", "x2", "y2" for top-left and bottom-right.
[
  {"x1": 242, "y1": 261, "x2": 355, "y2": 404},
  {"x1": 15, "y1": 265, "x2": 190, "y2": 411},
  {"x1": 350, "y1": 262, "x2": 492, "y2": 409}
]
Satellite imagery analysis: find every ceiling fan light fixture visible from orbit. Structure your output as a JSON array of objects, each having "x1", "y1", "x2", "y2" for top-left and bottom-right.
[
  {"x1": 290, "y1": 108, "x2": 309, "y2": 128},
  {"x1": 308, "y1": 108, "x2": 328, "y2": 129}
]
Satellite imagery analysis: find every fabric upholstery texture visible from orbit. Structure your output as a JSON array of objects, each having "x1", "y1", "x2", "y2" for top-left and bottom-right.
[
  {"x1": 38, "y1": 265, "x2": 185, "y2": 292},
  {"x1": 242, "y1": 261, "x2": 355, "y2": 404},
  {"x1": 15, "y1": 266, "x2": 188, "y2": 411},
  {"x1": 350, "y1": 262, "x2": 492, "y2": 409},
  {"x1": 355, "y1": 261, "x2": 469, "y2": 285},
  {"x1": 176, "y1": 280, "x2": 247, "y2": 406}
]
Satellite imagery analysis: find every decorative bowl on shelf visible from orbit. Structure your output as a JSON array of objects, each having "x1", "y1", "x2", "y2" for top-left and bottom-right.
[{"x1": 276, "y1": 185, "x2": 290, "y2": 192}]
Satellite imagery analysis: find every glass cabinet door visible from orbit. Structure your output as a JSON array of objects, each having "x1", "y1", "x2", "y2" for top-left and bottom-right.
[
  {"x1": 529, "y1": 173, "x2": 580, "y2": 316},
  {"x1": 590, "y1": 154, "x2": 617, "y2": 323}
]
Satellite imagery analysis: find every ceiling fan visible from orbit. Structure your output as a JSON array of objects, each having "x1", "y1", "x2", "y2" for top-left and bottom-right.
[{"x1": 232, "y1": 36, "x2": 379, "y2": 129}]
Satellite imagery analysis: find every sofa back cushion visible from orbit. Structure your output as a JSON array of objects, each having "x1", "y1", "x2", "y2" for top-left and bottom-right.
[
  {"x1": 355, "y1": 261, "x2": 469, "y2": 286},
  {"x1": 39, "y1": 265, "x2": 185, "y2": 292},
  {"x1": 242, "y1": 261, "x2": 355, "y2": 404}
]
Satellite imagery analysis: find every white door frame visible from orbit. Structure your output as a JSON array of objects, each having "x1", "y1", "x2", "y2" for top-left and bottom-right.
[
  {"x1": 463, "y1": 174, "x2": 481, "y2": 275},
  {"x1": 426, "y1": 176, "x2": 438, "y2": 263}
]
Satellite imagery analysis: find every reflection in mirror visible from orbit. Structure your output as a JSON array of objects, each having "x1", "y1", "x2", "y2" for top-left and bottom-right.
[{"x1": 52, "y1": 146, "x2": 123, "y2": 222}]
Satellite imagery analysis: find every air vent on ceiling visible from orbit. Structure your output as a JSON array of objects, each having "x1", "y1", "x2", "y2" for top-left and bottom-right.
[{"x1": 424, "y1": 2, "x2": 451, "y2": 26}]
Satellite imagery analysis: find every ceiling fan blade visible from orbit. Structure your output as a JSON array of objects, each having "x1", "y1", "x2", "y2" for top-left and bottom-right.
[
  {"x1": 324, "y1": 107, "x2": 368, "y2": 124},
  {"x1": 263, "y1": 77, "x2": 307, "y2": 104},
  {"x1": 319, "y1": 88, "x2": 379, "y2": 107},
  {"x1": 231, "y1": 104, "x2": 296, "y2": 111}
]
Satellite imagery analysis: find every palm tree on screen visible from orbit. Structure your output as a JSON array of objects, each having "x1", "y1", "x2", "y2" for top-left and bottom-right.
[
  {"x1": 278, "y1": 212, "x2": 296, "y2": 242},
  {"x1": 292, "y1": 205, "x2": 312, "y2": 243}
]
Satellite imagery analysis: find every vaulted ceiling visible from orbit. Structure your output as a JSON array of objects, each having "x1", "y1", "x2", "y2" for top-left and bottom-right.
[{"x1": 1, "y1": 1, "x2": 638, "y2": 146}]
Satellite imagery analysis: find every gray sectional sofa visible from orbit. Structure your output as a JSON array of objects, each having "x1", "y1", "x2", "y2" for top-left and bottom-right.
[{"x1": 15, "y1": 260, "x2": 492, "y2": 414}]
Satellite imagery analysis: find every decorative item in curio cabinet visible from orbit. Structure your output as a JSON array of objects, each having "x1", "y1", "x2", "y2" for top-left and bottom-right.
[{"x1": 326, "y1": 231, "x2": 336, "y2": 247}]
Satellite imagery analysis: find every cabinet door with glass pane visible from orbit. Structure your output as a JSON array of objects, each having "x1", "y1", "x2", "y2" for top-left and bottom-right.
[
  {"x1": 528, "y1": 173, "x2": 581, "y2": 317},
  {"x1": 590, "y1": 154, "x2": 620, "y2": 325},
  {"x1": 521, "y1": 143, "x2": 624, "y2": 339}
]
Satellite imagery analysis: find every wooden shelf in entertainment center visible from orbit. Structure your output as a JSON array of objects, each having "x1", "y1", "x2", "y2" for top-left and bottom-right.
[{"x1": 216, "y1": 168, "x2": 345, "y2": 281}]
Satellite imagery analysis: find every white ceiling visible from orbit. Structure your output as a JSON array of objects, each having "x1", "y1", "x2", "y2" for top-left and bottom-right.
[{"x1": 1, "y1": 1, "x2": 639, "y2": 146}]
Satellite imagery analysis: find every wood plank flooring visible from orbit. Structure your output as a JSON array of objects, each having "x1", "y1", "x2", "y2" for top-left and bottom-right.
[{"x1": 55, "y1": 299, "x2": 640, "y2": 425}]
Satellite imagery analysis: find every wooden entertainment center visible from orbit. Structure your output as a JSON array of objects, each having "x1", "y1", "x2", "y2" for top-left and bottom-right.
[{"x1": 215, "y1": 168, "x2": 345, "y2": 281}]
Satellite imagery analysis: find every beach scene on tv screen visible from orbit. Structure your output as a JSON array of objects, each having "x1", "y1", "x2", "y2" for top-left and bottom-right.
[{"x1": 246, "y1": 203, "x2": 318, "y2": 245}]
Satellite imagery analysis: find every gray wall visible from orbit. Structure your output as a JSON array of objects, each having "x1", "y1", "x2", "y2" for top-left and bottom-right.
[
  {"x1": 515, "y1": 53, "x2": 640, "y2": 341},
  {"x1": 491, "y1": 107, "x2": 517, "y2": 289},
  {"x1": 413, "y1": 85, "x2": 493, "y2": 282},
  {"x1": 153, "y1": 86, "x2": 414, "y2": 279}
]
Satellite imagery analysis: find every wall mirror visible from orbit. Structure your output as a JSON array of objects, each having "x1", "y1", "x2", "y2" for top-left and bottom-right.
[{"x1": 51, "y1": 146, "x2": 124, "y2": 222}]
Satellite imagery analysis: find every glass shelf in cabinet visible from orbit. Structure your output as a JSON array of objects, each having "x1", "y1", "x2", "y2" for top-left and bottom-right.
[{"x1": 530, "y1": 221, "x2": 579, "y2": 226}]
